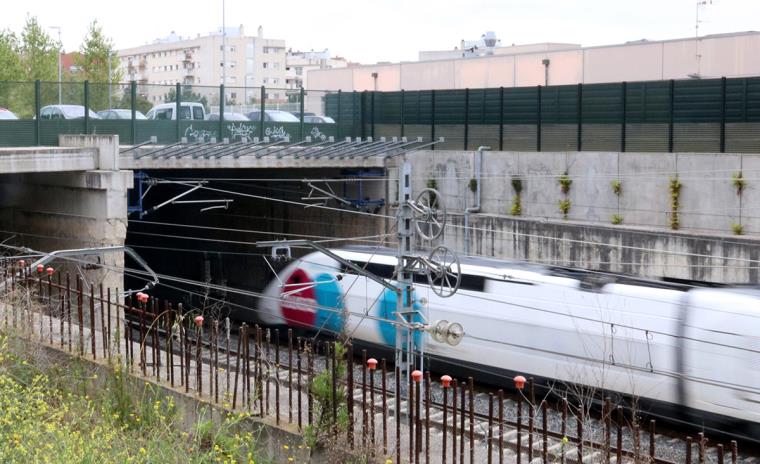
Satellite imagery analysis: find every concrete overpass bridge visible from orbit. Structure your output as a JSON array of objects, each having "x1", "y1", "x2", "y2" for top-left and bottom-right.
[{"x1": 3, "y1": 134, "x2": 760, "y2": 296}]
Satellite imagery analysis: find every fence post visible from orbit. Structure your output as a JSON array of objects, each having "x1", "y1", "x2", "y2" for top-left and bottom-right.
[
  {"x1": 353, "y1": 90, "x2": 359, "y2": 137},
  {"x1": 499, "y1": 86, "x2": 504, "y2": 151},
  {"x1": 464, "y1": 88, "x2": 470, "y2": 150},
  {"x1": 299, "y1": 87, "x2": 305, "y2": 141},
  {"x1": 259, "y1": 86, "x2": 266, "y2": 140},
  {"x1": 720, "y1": 76, "x2": 727, "y2": 153},
  {"x1": 34, "y1": 80, "x2": 41, "y2": 145},
  {"x1": 336, "y1": 89, "x2": 342, "y2": 140},
  {"x1": 360, "y1": 90, "x2": 366, "y2": 139},
  {"x1": 130, "y1": 81, "x2": 137, "y2": 144},
  {"x1": 371, "y1": 90, "x2": 375, "y2": 139},
  {"x1": 668, "y1": 79, "x2": 675, "y2": 153},
  {"x1": 431, "y1": 89, "x2": 436, "y2": 150},
  {"x1": 400, "y1": 89, "x2": 405, "y2": 138},
  {"x1": 219, "y1": 84, "x2": 225, "y2": 140},
  {"x1": 83, "y1": 80, "x2": 90, "y2": 135},
  {"x1": 536, "y1": 85, "x2": 542, "y2": 151},
  {"x1": 621, "y1": 81, "x2": 627, "y2": 152},
  {"x1": 175, "y1": 82, "x2": 181, "y2": 142},
  {"x1": 577, "y1": 83, "x2": 583, "y2": 151}
]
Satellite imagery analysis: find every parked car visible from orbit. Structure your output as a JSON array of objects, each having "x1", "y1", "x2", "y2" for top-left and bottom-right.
[
  {"x1": 206, "y1": 112, "x2": 250, "y2": 121},
  {"x1": 290, "y1": 111, "x2": 316, "y2": 118},
  {"x1": 245, "y1": 110, "x2": 300, "y2": 122},
  {"x1": 97, "y1": 109, "x2": 147, "y2": 120},
  {"x1": 39, "y1": 105, "x2": 100, "y2": 120},
  {"x1": 145, "y1": 102, "x2": 206, "y2": 120},
  {"x1": 0, "y1": 108, "x2": 18, "y2": 120},
  {"x1": 304, "y1": 115, "x2": 335, "y2": 124}
]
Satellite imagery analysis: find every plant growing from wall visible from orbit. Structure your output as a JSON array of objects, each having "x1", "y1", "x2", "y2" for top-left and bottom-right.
[
  {"x1": 731, "y1": 222, "x2": 744, "y2": 235},
  {"x1": 468, "y1": 177, "x2": 478, "y2": 193},
  {"x1": 557, "y1": 171, "x2": 572, "y2": 219},
  {"x1": 611, "y1": 179, "x2": 622, "y2": 196},
  {"x1": 732, "y1": 172, "x2": 746, "y2": 195},
  {"x1": 669, "y1": 176, "x2": 682, "y2": 230},
  {"x1": 611, "y1": 180, "x2": 623, "y2": 224},
  {"x1": 510, "y1": 176, "x2": 523, "y2": 216}
]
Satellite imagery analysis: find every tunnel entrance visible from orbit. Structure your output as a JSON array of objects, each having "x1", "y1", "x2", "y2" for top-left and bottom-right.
[{"x1": 124, "y1": 168, "x2": 388, "y2": 324}]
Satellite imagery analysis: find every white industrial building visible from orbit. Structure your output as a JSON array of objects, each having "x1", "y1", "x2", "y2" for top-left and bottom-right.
[{"x1": 308, "y1": 31, "x2": 760, "y2": 91}]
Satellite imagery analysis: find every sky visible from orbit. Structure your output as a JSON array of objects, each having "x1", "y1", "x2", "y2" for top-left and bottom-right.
[{"x1": 4, "y1": 0, "x2": 760, "y2": 64}]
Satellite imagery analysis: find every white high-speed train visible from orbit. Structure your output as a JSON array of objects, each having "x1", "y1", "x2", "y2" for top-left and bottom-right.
[{"x1": 258, "y1": 246, "x2": 760, "y2": 433}]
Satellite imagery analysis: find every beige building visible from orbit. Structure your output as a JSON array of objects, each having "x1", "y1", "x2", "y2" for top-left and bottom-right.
[
  {"x1": 118, "y1": 26, "x2": 287, "y2": 108},
  {"x1": 285, "y1": 49, "x2": 348, "y2": 90},
  {"x1": 308, "y1": 31, "x2": 760, "y2": 92}
]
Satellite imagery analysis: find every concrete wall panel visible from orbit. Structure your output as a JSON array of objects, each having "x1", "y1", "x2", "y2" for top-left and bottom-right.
[{"x1": 675, "y1": 153, "x2": 741, "y2": 234}]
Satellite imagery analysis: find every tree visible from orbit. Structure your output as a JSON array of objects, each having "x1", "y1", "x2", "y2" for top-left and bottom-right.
[
  {"x1": 114, "y1": 88, "x2": 152, "y2": 114},
  {"x1": 77, "y1": 20, "x2": 122, "y2": 110},
  {"x1": 164, "y1": 86, "x2": 208, "y2": 109},
  {"x1": 0, "y1": 30, "x2": 22, "y2": 81},
  {"x1": 19, "y1": 15, "x2": 58, "y2": 81},
  {"x1": 0, "y1": 30, "x2": 25, "y2": 115}
]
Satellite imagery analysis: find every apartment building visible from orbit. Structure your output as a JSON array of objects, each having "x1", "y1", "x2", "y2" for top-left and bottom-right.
[{"x1": 118, "y1": 26, "x2": 287, "y2": 106}]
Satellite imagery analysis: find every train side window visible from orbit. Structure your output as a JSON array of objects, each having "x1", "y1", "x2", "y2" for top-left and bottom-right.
[{"x1": 342, "y1": 261, "x2": 396, "y2": 280}]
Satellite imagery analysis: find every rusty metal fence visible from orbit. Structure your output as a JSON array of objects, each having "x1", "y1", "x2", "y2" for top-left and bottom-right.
[{"x1": 0, "y1": 258, "x2": 744, "y2": 464}]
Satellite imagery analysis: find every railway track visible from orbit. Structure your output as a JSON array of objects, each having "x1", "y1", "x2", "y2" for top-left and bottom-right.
[{"x1": 4, "y1": 268, "x2": 757, "y2": 463}]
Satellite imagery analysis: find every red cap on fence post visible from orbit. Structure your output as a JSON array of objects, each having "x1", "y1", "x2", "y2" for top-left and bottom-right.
[
  {"x1": 411, "y1": 370, "x2": 423, "y2": 383},
  {"x1": 194, "y1": 315, "x2": 204, "y2": 327},
  {"x1": 441, "y1": 375, "x2": 452, "y2": 388},
  {"x1": 18, "y1": 260, "x2": 25, "y2": 267},
  {"x1": 46, "y1": 266, "x2": 54, "y2": 276},
  {"x1": 136, "y1": 292, "x2": 149, "y2": 304},
  {"x1": 513, "y1": 375, "x2": 526, "y2": 390},
  {"x1": 36, "y1": 264, "x2": 44, "y2": 274},
  {"x1": 367, "y1": 358, "x2": 378, "y2": 370}
]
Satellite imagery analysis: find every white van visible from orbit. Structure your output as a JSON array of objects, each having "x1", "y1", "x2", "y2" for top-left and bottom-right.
[{"x1": 145, "y1": 102, "x2": 206, "y2": 120}]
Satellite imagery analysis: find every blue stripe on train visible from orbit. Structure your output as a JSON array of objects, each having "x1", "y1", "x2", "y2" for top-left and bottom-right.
[
  {"x1": 313, "y1": 273, "x2": 345, "y2": 334},
  {"x1": 377, "y1": 286, "x2": 422, "y2": 347}
]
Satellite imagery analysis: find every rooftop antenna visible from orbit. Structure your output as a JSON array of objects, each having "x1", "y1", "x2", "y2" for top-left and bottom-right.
[{"x1": 693, "y1": 0, "x2": 712, "y2": 78}]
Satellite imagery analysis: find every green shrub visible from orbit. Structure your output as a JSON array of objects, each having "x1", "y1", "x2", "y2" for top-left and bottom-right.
[
  {"x1": 558, "y1": 199, "x2": 571, "y2": 219},
  {"x1": 731, "y1": 223, "x2": 744, "y2": 235},
  {"x1": 611, "y1": 214, "x2": 623, "y2": 225}
]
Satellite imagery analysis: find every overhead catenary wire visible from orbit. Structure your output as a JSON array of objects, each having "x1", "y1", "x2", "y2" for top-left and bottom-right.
[
  {"x1": 161, "y1": 178, "x2": 395, "y2": 219},
  {"x1": 4, "y1": 246, "x2": 760, "y2": 403},
  {"x1": 4, "y1": 244, "x2": 758, "y2": 359}
]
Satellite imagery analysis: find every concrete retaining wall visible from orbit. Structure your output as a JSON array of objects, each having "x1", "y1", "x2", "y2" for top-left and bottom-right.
[
  {"x1": 396, "y1": 149, "x2": 760, "y2": 284},
  {"x1": 404, "y1": 150, "x2": 758, "y2": 236}
]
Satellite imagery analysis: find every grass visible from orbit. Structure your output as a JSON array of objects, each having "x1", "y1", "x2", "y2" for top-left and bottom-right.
[{"x1": 0, "y1": 333, "x2": 271, "y2": 464}]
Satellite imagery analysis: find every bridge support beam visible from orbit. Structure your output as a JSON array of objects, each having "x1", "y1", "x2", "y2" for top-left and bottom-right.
[{"x1": 0, "y1": 135, "x2": 131, "y2": 291}]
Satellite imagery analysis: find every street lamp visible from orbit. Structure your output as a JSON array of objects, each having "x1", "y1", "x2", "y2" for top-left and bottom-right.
[{"x1": 49, "y1": 26, "x2": 62, "y2": 104}]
